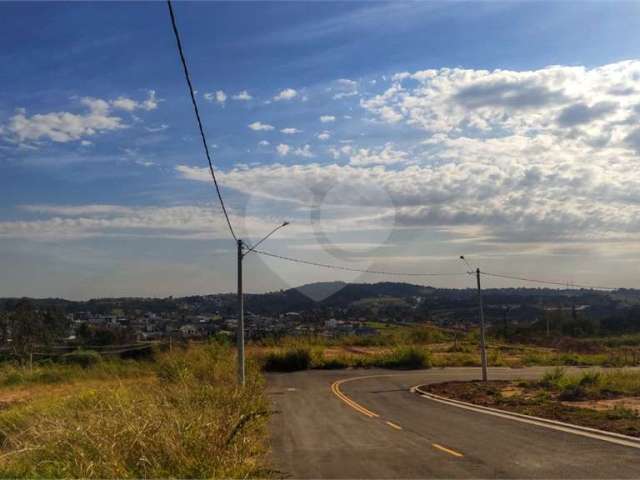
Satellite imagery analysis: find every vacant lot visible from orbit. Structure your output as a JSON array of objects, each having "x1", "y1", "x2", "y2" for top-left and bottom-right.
[
  {"x1": 0, "y1": 344, "x2": 271, "y2": 478},
  {"x1": 424, "y1": 368, "x2": 640, "y2": 437}
]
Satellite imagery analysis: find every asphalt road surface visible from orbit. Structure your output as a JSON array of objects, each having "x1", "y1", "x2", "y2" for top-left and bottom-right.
[{"x1": 267, "y1": 367, "x2": 640, "y2": 478}]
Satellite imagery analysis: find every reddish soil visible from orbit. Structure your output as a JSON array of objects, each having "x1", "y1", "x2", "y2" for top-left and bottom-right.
[{"x1": 423, "y1": 380, "x2": 640, "y2": 438}]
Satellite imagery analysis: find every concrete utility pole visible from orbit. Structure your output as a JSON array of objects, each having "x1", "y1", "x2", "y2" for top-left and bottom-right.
[
  {"x1": 236, "y1": 221, "x2": 289, "y2": 387},
  {"x1": 237, "y1": 238, "x2": 245, "y2": 386},
  {"x1": 476, "y1": 268, "x2": 488, "y2": 382}
]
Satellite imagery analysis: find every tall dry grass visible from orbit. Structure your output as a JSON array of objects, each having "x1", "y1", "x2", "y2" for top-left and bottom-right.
[{"x1": 0, "y1": 344, "x2": 271, "y2": 478}]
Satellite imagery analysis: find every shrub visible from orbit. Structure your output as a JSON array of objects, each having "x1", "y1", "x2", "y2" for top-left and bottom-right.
[
  {"x1": 578, "y1": 370, "x2": 601, "y2": 387},
  {"x1": 61, "y1": 350, "x2": 102, "y2": 368},
  {"x1": 318, "y1": 357, "x2": 350, "y2": 369},
  {"x1": 540, "y1": 366, "x2": 567, "y2": 388},
  {"x1": 375, "y1": 346, "x2": 432, "y2": 369},
  {"x1": 263, "y1": 348, "x2": 312, "y2": 372}
]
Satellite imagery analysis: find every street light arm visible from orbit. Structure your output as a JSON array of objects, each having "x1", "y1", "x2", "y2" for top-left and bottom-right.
[
  {"x1": 244, "y1": 221, "x2": 289, "y2": 256},
  {"x1": 459, "y1": 255, "x2": 474, "y2": 275}
]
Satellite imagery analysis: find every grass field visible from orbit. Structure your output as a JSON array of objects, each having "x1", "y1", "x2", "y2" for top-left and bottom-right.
[
  {"x1": 0, "y1": 344, "x2": 271, "y2": 478},
  {"x1": 251, "y1": 323, "x2": 640, "y2": 372}
]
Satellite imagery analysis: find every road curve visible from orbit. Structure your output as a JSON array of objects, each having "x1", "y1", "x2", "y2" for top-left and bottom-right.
[{"x1": 267, "y1": 367, "x2": 640, "y2": 478}]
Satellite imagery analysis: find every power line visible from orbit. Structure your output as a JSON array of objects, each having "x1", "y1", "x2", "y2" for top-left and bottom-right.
[
  {"x1": 481, "y1": 271, "x2": 619, "y2": 291},
  {"x1": 167, "y1": 0, "x2": 237, "y2": 241},
  {"x1": 253, "y1": 249, "x2": 467, "y2": 277},
  {"x1": 255, "y1": 248, "x2": 623, "y2": 289}
]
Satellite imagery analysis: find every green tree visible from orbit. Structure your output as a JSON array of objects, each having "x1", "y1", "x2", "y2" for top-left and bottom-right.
[{"x1": 6, "y1": 299, "x2": 69, "y2": 359}]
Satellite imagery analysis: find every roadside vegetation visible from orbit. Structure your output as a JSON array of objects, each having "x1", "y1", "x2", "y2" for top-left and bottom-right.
[
  {"x1": 424, "y1": 368, "x2": 640, "y2": 437},
  {"x1": 253, "y1": 323, "x2": 640, "y2": 372},
  {"x1": 261, "y1": 344, "x2": 432, "y2": 371},
  {"x1": 0, "y1": 344, "x2": 271, "y2": 478}
]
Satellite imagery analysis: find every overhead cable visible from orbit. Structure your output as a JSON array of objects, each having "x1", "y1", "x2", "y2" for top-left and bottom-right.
[
  {"x1": 253, "y1": 249, "x2": 468, "y2": 277},
  {"x1": 481, "y1": 271, "x2": 619, "y2": 291},
  {"x1": 167, "y1": 0, "x2": 237, "y2": 240}
]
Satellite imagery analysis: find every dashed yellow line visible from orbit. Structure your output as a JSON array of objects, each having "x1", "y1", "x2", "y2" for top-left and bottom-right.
[
  {"x1": 330, "y1": 374, "x2": 464, "y2": 459},
  {"x1": 432, "y1": 443, "x2": 464, "y2": 457},
  {"x1": 386, "y1": 420, "x2": 403, "y2": 430}
]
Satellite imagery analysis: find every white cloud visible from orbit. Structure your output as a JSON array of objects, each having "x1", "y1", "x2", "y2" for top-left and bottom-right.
[
  {"x1": 361, "y1": 61, "x2": 640, "y2": 146},
  {"x1": 276, "y1": 144, "x2": 291, "y2": 156},
  {"x1": 1, "y1": 91, "x2": 161, "y2": 145},
  {"x1": 136, "y1": 160, "x2": 155, "y2": 167},
  {"x1": 349, "y1": 143, "x2": 409, "y2": 166},
  {"x1": 248, "y1": 121, "x2": 275, "y2": 131},
  {"x1": 316, "y1": 131, "x2": 331, "y2": 141},
  {"x1": 204, "y1": 90, "x2": 227, "y2": 105},
  {"x1": 273, "y1": 88, "x2": 298, "y2": 101},
  {"x1": 281, "y1": 127, "x2": 302, "y2": 135},
  {"x1": 145, "y1": 124, "x2": 169, "y2": 133},
  {"x1": 111, "y1": 97, "x2": 138, "y2": 111},
  {"x1": 141, "y1": 90, "x2": 160, "y2": 110},
  {"x1": 320, "y1": 115, "x2": 336, "y2": 123},
  {"x1": 333, "y1": 78, "x2": 359, "y2": 99},
  {"x1": 293, "y1": 144, "x2": 314, "y2": 158},
  {"x1": 258, "y1": 140, "x2": 270, "y2": 146},
  {"x1": 5, "y1": 99, "x2": 123, "y2": 144},
  {"x1": 111, "y1": 90, "x2": 160, "y2": 112},
  {"x1": 174, "y1": 61, "x2": 640, "y2": 251},
  {"x1": 4, "y1": 204, "x2": 290, "y2": 242},
  {"x1": 21, "y1": 204, "x2": 134, "y2": 216},
  {"x1": 232, "y1": 90, "x2": 252, "y2": 101},
  {"x1": 274, "y1": 144, "x2": 312, "y2": 157}
]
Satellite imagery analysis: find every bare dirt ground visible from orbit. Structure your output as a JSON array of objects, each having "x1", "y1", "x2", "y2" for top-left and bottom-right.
[{"x1": 424, "y1": 380, "x2": 640, "y2": 437}]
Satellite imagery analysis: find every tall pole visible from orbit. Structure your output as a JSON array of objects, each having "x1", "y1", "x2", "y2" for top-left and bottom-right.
[
  {"x1": 476, "y1": 268, "x2": 488, "y2": 382},
  {"x1": 237, "y1": 239, "x2": 245, "y2": 386}
]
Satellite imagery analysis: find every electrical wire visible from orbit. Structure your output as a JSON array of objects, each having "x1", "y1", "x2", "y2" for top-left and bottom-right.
[
  {"x1": 253, "y1": 249, "x2": 468, "y2": 277},
  {"x1": 481, "y1": 271, "x2": 619, "y2": 291},
  {"x1": 254, "y1": 249, "x2": 623, "y2": 289},
  {"x1": 167, "y1": 0, "x2": 237, "y2": 241}
]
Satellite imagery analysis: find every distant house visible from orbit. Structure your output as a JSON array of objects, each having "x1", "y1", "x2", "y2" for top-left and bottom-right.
[{"x1": 179, "y1": 324, "x2": 199, "y2": 337}]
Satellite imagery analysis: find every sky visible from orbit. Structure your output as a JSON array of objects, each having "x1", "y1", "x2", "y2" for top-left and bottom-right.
[{"x1": 2, "y1": 1, "x2": 640, "y2": 299}]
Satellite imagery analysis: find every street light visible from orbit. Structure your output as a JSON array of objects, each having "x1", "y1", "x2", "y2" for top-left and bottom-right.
[
  {"x1": 460, "y1": 255, "x2": 488, "y2": 382},
  {"x1": 236, "y1": 221, "x2": 290, "y2": 386}
]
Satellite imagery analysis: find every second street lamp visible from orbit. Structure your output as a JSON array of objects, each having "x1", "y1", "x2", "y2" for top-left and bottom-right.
[
  {"x1": 460, "y1": 255, "x2": 488, "y2": 382},
  {"x1": 236, "y1": 222, "x2": 289, "y2": 386}
]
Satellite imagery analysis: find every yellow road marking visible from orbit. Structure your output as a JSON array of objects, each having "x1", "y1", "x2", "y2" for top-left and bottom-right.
[
  {"x1": 331, "y1": 379, "x2": 379, "y2": 418},
  {"x1": 432, "y1": 443, "x2": 464, "y2": 457},
  {"x1": 386, "y1": 420, "x2": 403, "y2": 430},
  {"x1": 331, "y1": 373, "x2": 464, "y2": 459}
]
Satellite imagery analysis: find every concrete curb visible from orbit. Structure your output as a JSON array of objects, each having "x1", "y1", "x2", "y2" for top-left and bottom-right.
[{"x1": 412, "y1": 384, "x2": 640, "y2": 450}]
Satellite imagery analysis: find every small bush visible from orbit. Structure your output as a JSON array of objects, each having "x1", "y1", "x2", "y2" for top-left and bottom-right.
[
  {"x1": 540, "y1": 366, "x2": 567, "y2": 388},
  {"x1": 318, "y1": 357, "x2": 350, "y2": 369},
  {"x1": 61, "y1": 350, "x2": 102, "y2": 368},
  {"x1": 263, "y1": 348, "x2": 312, "y2": 372},
  {"x1": 606, "y1": 405, "x2": 639, "y2": 420},
  {"x1": 579, "y1": 370, "x2": 601, "y2": 387},
  {"x1": 558, "y1": 385, "x2": 587, "y2": 401},
  {"x1": 374, "y1": 346, "x2": 432, "y2": 369}
]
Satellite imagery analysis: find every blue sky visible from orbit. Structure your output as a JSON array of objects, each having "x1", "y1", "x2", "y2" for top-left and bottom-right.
[{"x1": 2, "y1": 1, "x2": 640, "y2": 299}]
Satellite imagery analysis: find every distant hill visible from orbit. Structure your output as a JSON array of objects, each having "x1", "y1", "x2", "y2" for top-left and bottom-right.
[{"x1": 4, "y1": 281, "x2": 640, "y2": 334}]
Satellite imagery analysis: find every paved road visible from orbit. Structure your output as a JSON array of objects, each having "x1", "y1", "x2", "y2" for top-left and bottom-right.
[{"x1": 267, "y1": 367, "x2": 640, "y2": 478}]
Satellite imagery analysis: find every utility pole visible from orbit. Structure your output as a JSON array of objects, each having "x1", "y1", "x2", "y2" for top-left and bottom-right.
[
  {"x1": 235, "y1": 221, "x2": 289, "y2": 387},
  {"x1": 237, "y1": 238, "x2": 245, "y2": 386},
  {"x1": 476, "y1": 268, "x2": 488, "y2": 382},
  {"x1": 545, "y1": 310, "x2": 550, "y2": 337}
]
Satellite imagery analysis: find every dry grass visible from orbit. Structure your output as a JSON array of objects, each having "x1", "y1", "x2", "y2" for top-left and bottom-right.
[{"x1": 0, "y1": 344, "x2": 271, "y2": 478}]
